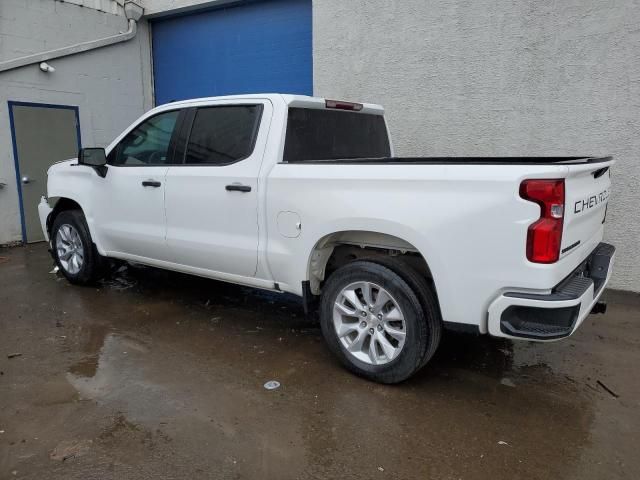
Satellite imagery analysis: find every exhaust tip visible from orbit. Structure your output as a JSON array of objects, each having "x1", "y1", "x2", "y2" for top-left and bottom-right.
[{"x1": 591, "y1": 301, "x2": 607, "y2": 315}]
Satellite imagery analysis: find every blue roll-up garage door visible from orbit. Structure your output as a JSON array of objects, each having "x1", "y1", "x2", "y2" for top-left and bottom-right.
[{"x1": 151, "y1": 0, "x2": 312, "y2": 105}]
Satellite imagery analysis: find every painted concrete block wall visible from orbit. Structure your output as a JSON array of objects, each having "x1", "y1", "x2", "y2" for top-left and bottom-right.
[
  {"x1": 142, "y1": 0, "x2": 237, "y2": 17},
  {"x1": 314, "y1": 0, "x2": 640, "y2": 292},
  {"x1": 0, "y1": 0, "x2": 153, "y2": 244},
  {"x1": 62, "y1": 0, "x2": 124, "y2": 15}
]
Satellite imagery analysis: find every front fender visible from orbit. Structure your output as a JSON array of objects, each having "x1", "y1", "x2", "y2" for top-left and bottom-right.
[
  {"x1": 46, "y1": 160, "x2": 105, "y2": 254},
  {"x1": 38, "y1": 196, "x2": 53, "y2": 243}
]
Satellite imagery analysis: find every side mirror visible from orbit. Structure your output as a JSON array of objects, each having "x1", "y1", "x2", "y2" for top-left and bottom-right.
[
  {"x1": 78, "y1": 148, "x2": 107, "y2": 177},
  {"x1": 78, "y1": 147, "x2": 106, "y2": 166}
]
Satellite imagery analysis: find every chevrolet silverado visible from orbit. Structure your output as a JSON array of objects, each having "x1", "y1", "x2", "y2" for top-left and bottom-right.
[{"x1": 38, "y1": 94, "x2": 615, "y2": 383}]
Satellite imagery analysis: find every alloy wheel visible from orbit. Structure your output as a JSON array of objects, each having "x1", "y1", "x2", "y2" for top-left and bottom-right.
[
  {"x1": 55, "y1": 224, "x2": 84, "y2": 275},
  {"x1": 333, "y1": 281, "x2": 407, "y2": 365}
]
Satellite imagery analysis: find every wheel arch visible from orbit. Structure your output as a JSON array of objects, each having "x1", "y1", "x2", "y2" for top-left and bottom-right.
[
  {"x1": 45, "y1": 195, "x2": 107, "y2": 256},
  {"x1": 46, "y1": 197, "x2": 84, "y2": 237},
  {"x1": 306, "y1": 229, "x2": 438, "y2": 298}
]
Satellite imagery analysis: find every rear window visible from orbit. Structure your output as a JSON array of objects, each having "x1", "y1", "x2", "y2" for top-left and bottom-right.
[
  {"x1": 283, "y1": 108, "x2": 391, "y2": 162},
  {"x1": 185, "y1": 105, "x2": 262, "y2": 165}
]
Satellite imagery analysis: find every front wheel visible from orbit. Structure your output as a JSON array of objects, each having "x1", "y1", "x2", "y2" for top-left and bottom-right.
[
  {"x1": 51, "y1": 210, "x2": 105, "y2": 285},
  {"x1": 320, "y1": 260, "x2": 441, "y2": 383}
]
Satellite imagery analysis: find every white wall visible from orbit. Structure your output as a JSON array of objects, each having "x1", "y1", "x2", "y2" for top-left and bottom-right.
[
  {"x1": 314, "y1": 0, "x2": 640, "y2": 292},
  {"x1": 0, "y1": 0, "x2": 153, "y2": 244}
]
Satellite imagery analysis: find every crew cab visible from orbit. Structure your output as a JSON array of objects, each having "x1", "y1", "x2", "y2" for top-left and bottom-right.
[{"x1": 38, "y1": 94, "x2": 615, "y2": 383}]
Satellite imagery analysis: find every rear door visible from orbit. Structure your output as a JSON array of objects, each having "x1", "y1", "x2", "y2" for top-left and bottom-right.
[
  {"x1": 561, "y1": 160, "x2": 613, "y2": 258},
  {"x1": 164, "y1": 100, "x2": 272, "y2": 277}
]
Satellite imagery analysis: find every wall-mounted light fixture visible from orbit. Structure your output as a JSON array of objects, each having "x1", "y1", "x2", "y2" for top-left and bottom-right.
[
  {"x1": 39, "y1": 62, "x2": 55, "y2": 73},
  {"x1": 124, "y1": 1, "x2": 144, "y2": 21}
]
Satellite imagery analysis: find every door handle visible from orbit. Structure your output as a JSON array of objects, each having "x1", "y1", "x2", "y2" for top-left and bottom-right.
[
  {"x1": 225, "y1": 184, "x2": 251, "y2": 192},
  {"x1": 142, "y1": 180, "x2": 161, "y2": 187},
  {"x1": 21, "y1": 176, "x2": 31, "y2": 184}
]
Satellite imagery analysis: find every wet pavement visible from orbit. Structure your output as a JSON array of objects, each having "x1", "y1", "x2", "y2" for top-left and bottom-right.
[{"x1": 1, "y1": 244, "x2": 639, "y2": 479}]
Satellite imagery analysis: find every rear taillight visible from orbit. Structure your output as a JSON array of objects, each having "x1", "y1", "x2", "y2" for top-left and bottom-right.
[{"x1": 519, "y1": 179, "x2": 565, "y2": 263}]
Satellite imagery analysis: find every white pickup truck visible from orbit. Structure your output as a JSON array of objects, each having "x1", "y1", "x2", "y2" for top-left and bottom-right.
[{"x1": 38, "y1": 94, "x2": 615, "y2": 383}]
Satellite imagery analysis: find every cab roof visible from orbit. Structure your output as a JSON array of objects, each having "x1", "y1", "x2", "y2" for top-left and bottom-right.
[{"x1": 156, "y1": 93, "x2": 385, "y2": 115}]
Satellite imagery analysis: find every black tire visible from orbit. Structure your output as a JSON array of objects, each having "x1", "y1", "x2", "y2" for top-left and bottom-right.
[
  {"x1": 357, "y1": 255, "x2": 443, "y2": 369},
  {"x1": 51, "y1": 210, "x2": 105, "y2": 285},
  {"x1": 320, "y1": 260, "x2": 442, "y2": 384}
]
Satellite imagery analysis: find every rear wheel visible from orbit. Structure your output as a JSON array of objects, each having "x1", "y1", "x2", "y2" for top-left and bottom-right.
[
  {"x1": 51, "y1": 210, "x2": 105, "y2": 285},
  {"x1": 320, "y1": 260, "x2": 442, "y2": 383}
]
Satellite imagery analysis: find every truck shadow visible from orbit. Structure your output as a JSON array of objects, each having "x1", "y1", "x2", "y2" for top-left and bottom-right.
[{"x1": 102, "y1": 262, "x2": 592, "y2": 391}]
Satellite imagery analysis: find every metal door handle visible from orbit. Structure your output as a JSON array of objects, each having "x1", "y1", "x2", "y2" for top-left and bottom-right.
[
  {"x1": 21, "y1": 176, "x2": 31, "y2": 184},
  {"x1": 225, "y1": 184, "x2": 251, "y2": 192},
  {"x1": 142, "y1": 180, "x2": 161, "y2": 187}
]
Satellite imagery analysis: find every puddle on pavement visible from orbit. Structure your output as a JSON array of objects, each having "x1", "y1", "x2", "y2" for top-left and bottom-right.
[
  {"x1": 67, "y1": 333, "x2": 148, "y2": 394},
  {"x1": 66, "y1": 323, "x2": 111, "y2": 378},
  {"x1": 68, "y1": 355, "x2": 100, "y2": 378}
]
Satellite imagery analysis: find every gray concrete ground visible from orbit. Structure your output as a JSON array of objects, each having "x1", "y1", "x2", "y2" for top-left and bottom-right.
[{"x1": 1, "y1": 244, "x2": 639, "y2": 480}]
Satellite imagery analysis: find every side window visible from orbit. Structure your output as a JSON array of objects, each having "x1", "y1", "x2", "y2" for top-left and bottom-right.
[
  {"x1": 184, "y1": 105, "x2": 262, "y2": 165},
  {"x1": 107, "y1": 110, "x2": 180, "y2": 166}
]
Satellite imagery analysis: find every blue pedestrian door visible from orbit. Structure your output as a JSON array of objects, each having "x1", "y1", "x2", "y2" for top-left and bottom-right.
[{"x1": 151, "y1": 0, "x2": 312, "y2": 105}]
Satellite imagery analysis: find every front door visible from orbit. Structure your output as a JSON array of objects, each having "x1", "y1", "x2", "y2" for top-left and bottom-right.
[
  {"x1": 9, "y1": 102, "x2": 80, "y2": 242},
  {"x1": 92, "y1": 109, "x2": 182, "y2": 261},
  {"x1": 165, "y1": 101, "x2": 272, "y2": 277}
]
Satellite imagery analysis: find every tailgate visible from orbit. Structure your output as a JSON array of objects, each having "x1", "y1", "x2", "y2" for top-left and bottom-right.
[{"x1": 561, "y1": 160, "x2": 613, "y2": 258}]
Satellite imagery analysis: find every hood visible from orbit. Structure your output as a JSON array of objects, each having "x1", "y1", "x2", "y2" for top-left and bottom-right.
[{"x1": 48, "y1": 158, "x2": 77, "y2": 175}]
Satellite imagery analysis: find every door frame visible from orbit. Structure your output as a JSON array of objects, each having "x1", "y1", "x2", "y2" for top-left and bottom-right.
[{"x1": 8, "y1": 101, "x2": 82, "y2": 243}]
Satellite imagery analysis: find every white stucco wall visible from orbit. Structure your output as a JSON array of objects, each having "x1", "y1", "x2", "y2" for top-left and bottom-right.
[
  {"x1": 314, "y1": 0, "x2": 640, "y2": 292},
  {"x1": 0, "y1": 0, "x2": 153, "y2": 244}
]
